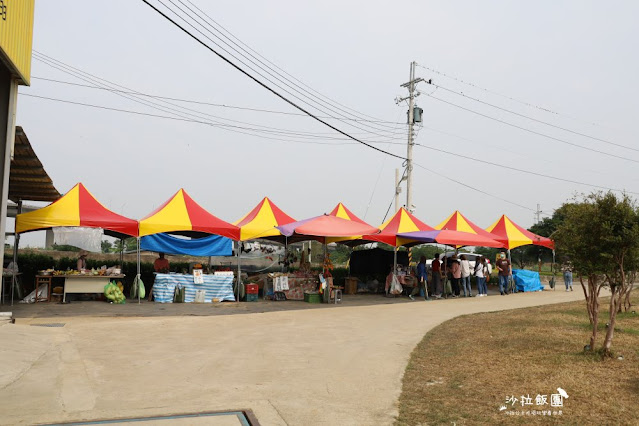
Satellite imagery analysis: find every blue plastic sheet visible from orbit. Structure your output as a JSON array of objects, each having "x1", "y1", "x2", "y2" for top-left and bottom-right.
[
  {"x1": 512, "y1": 269, "x2": 543, "y2": 292},
  {"x1": 140, "y1": 233, "x2": 232, "y2": 257}
]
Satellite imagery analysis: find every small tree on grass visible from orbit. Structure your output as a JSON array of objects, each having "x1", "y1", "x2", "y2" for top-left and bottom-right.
[{"x1": 554, "y1": 192, "x2": 639, "y2": 356}]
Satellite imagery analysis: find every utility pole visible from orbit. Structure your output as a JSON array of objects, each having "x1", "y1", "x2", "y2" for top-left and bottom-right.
[
  {"x1": 395, "y1": 168, "x2": 401, "y2": 212},
  {"x1": 535, "y1": 203, "x2": 542, "y2": 224},
  {"x1": 398, "y1": 61, "x2": 424, "y2": 213}
]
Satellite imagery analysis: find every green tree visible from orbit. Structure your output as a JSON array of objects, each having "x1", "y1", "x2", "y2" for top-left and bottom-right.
[
  {"x1": 410, "y1": 245, "x2": 439, "y2": 262},
  {"x1": 101, "y1": 240, "x2": 113, "y2": 253},
  {"x1": 474, "y1": 247, "x2": 499, "y2": 262},
  {"x1": 113, "y1": 238, "x2": 138, "y2": 252},
  {"x1": 330, "y1": 244, "x2": 352, "y2": 265},
  {"x1": 554, "y1": 192, "x2": 639, "y2": 356}
]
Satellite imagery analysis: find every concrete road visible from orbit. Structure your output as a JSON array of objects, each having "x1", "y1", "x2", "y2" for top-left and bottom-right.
[{"x1": 0, "y1": 290, "x2": 587, "y2": 425}]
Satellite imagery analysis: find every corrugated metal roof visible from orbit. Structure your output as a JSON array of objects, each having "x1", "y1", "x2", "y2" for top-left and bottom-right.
[{"x1": 9, "y1": 126, "x2": 60, "y2": 202}]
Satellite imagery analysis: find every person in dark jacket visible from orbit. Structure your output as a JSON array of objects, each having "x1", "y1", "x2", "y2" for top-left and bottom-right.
[{"x1": 409, "y1": 256, "x2": 429, "y2": 300}]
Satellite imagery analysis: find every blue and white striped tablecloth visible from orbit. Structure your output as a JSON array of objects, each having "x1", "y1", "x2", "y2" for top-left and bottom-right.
[{"x1": 153, "y1": 273, "x2": 235, "y2": 303}]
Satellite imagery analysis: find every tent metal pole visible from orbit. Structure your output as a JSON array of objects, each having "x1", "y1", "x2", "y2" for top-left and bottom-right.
[
  {"x1": 507, "y1": 249, "x2": 514, "y2": 293},
  {"x1": 236, "y1": 242, "x2": 241, "y2": 303},
  {"x1": 391, "y1": 245, "x2": 397, "y2": 297},
  {"x1": 284, "y1": 236, "x2": 288, "y2": 273},
  {"x1": 10, "y1": 200, "x2": 22, "y2": 306},
  {"x1": 552, "y1": 250, "x2": 556, "y2": 291},
  {"x1": 11, "y1": 233, "x2": 19, "y2": 306},
  {"x1": 137, "y1": 237, "x2": 141, "y2": 304}
]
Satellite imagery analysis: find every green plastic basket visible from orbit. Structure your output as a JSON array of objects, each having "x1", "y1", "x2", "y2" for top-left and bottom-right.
[{"x1": 304, "y1": 292, "x2": 321, "y2": 303}]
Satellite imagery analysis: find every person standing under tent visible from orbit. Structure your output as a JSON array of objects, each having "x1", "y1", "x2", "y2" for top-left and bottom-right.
[
  {"x1": 149, "y1": 252, "x2": 170, "y2": 301},
  {"x1": 450, "y1": 255, "x2": 462, "y2": 297},
  {"x1": 474, "y1": 256, "x2": 488, "y2": 297},
  {"x1": 495, "y1": 251, "x2": 511, "y2": 295},
  {"x1": 431, "y1": 253, "x2": 443, "y2": 299},
  {"x1": 562, "y1": 259, "x2": 573, "y2": 291},
  {"x1": 459, "y1": 254, "x2": 472, "y2": 297},
  {"x1": 409, "y1": 256, "x2": 429, "y2": 301},
  {"x1": 153, "y1": 252, "x2": 170, "y2": 273},
  {"x1": 77, "y1": 250, "x2": 88, "y2": 272}
]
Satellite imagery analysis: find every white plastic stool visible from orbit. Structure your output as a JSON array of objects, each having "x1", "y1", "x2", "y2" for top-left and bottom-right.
[{"x1": 333, "y1": 289, "x2": 342, "y2": 304}]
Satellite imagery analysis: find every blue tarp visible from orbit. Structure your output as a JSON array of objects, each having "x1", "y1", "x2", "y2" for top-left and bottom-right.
[
  {"x1": 512, "y1": 269, "x2": 543, "y2": 292},
  {"x1": 140, "y1": 233, "x2": 232, "y2": 257}
]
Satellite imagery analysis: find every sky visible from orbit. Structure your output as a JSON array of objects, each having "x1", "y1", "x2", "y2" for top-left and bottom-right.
[{"x1": 14, "y1": 0, "x2": 639, "y2": 246}]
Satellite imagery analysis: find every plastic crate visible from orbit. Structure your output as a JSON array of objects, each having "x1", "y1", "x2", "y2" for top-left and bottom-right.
[
  {"x1": 246, "y1": 293, "x2": 259, "y2": 302},
  {"x1": 304, "y1": 292, "x2": 321, "y2": 303},
  {"x1": 245, "y1": 284, "x2": 259, "y2": 294}
]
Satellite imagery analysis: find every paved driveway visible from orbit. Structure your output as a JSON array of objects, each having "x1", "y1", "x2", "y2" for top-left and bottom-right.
[{"x1": 0, "y1": 290, "x2": 587, "y2": 425}]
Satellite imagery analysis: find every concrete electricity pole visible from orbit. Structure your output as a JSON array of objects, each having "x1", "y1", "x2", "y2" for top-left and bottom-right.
[
  {"x1": 398, "y1": 61, "x2": 423, "y2": 213},
  {"x1": 395, "y1": 168, "x2": 401, "y2": 212},
  {"x1": 535, "y1": 203, "x2": 542, "y2": 224}
]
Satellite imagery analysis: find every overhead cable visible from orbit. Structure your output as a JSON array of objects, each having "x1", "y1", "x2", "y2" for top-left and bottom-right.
[{"x1": 139, "y1": 0, "x2": 406, "y2": 160}]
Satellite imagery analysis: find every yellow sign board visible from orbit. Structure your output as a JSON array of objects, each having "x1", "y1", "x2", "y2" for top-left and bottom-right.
[{"x1": 0, "y1": 0, "x2": 35, "y2": 85}]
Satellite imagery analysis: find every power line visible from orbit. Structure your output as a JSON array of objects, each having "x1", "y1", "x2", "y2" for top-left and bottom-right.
[
  {"x1": 32, "y1": 52, "x2": 403, "y2": 144},
  {"x1": 415, "y1": 143, "x2": 638, "y2": 195},
  {"x1": 425, "y1": 93, "x2": 639, "y2": 164},
  {"x1": 416, "y1": 63, "x2": 609, "y2": 129},
  {"x1": 413, "y1": 162, "x2": 536, "y2": 213},
  {"x1": 427, "y1": 81, "x2": 638, "y2": 153},
  {"x1": 18, "y1": 92, "x2": 372, "y2": 146},
  {"x1": 139, "y1": 0, "x2": 406, "y2": 160},
  {"x1": 178, "y1": 0, "x2": 400, "y2": 132},
  {"x1": 152, "y1": 0, "x2": 400, "y2": 139},
  {"x1": 31, "y1": 76, "x2": 403, "y2": 125}
]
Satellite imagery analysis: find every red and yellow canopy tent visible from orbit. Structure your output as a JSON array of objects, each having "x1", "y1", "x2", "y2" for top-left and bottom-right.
[
  {"x1": 139, "y1": 189, "x2": 240, "y2": 240},
  {"x1": 232, "y1": 197, "x2": 296, "y2": 296},
  {"x1": 137, "y1": 189, "x2": 241, "y2": 301},
  {"x1": 326, "y1": 202, "x2": 376, "y2": 244},
  {"x1": 486, "y1": 214, "x2": 555, "y2": 292},
  {"x1": 233, "y1": 197, "x2": 295, "y2": 242},
  {"x1": 328, "y1": 203, "x2": 369, "y2": 225},
  {"x1": 486, "y1": 215, "x2": 554, "y2": 250},
  {"x1": 16, "y1": 183, "x2": 138, "y2": 238},
  {"x1": 361, "y1": 207, "x2": 434, "y2": 248},
  {"x1": 436, "y1": 211, "x2": 504, "y2": 244}
]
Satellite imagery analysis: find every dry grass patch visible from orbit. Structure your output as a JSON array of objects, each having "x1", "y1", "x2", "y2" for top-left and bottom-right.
[{"x1": 396, "y1": 292, "x2": 639, "y2": 425}]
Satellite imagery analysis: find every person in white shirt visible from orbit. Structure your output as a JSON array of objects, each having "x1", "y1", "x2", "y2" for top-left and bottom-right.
[
  {"x1": 474, "y1": 256, "x2": 488, "y2": 296},
  {"x1": 460, "y1": 255, "x2": 472, "y2": 297}
]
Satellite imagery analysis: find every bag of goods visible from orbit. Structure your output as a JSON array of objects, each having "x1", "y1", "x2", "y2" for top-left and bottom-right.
[
  {"x1": 130, "y1": 275, "x2": 146, "y2": 299},
  {"x1": 104, "y1": 282, "x2": 126, "y2": 304}
]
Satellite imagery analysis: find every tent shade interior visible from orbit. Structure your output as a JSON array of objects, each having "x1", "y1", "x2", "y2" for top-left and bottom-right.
[
  {"x1": 350, "y1": 248, "x2": 408, "y2": 275},
  {"x1": 140, "y1": 233, "x2": 232, "y2": 257},
  {"x1": 15, "y1": 182, "x2": 138, "y2": 239}
]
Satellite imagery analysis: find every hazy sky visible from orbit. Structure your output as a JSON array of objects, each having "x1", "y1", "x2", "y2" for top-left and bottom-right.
[{"x1": 14, "y1": 0, "x2": 639, "y2": 245}]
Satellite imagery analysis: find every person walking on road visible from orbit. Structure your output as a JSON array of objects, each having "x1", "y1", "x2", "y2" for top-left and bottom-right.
[
  {"x1": 562, "y1": 259, "x2": 573, "y2": 291},
  {"x1": 409, "y1": 256, "x2": 429, "y2": 300},
  {"x1": 495, "y1": 252, "x2": 511, "y2": 295},
  {"x1": 460, "y1": 254, "x2": 472, "y2": 297}
]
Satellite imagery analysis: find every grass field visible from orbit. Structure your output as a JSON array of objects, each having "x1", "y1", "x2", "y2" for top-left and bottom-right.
[{"x1": 396, "y1": 291, "x2": 639, "y2": 425}]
